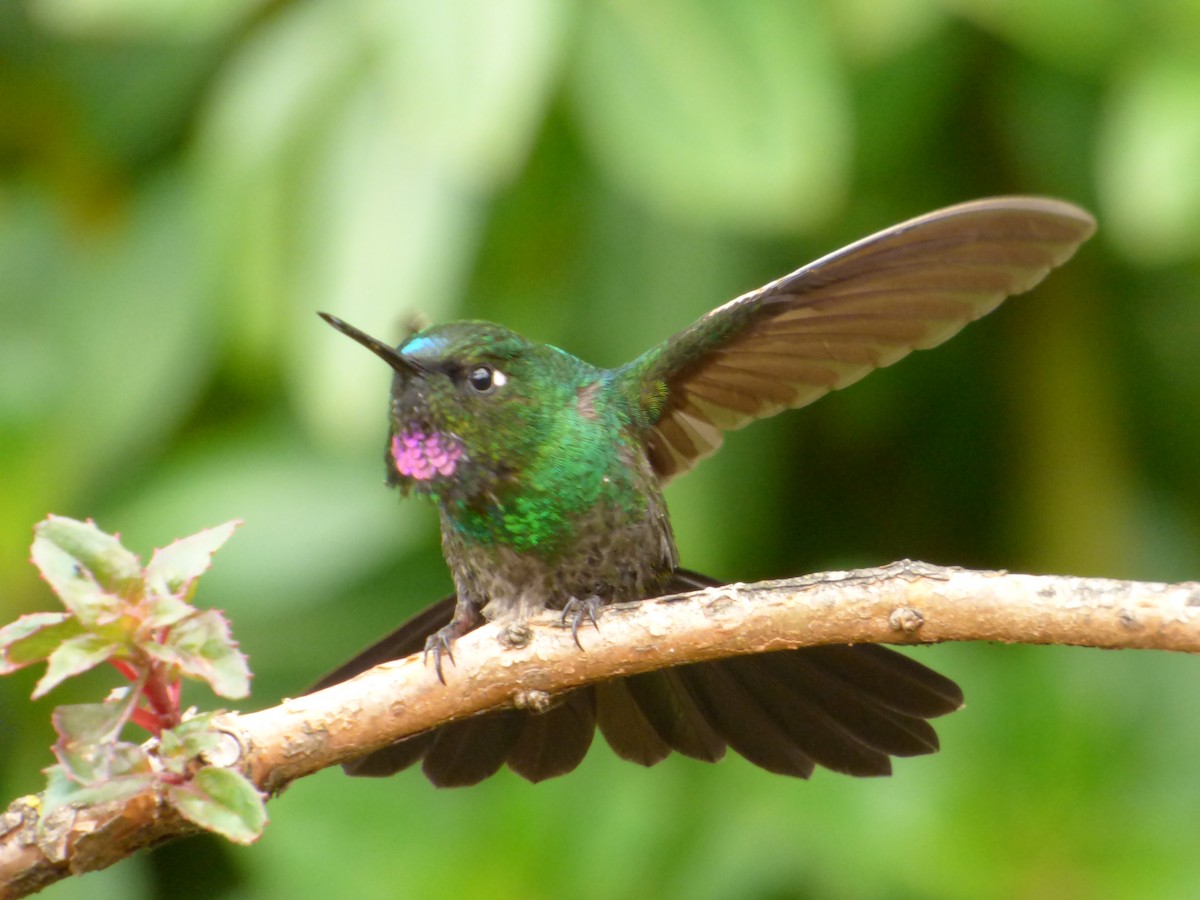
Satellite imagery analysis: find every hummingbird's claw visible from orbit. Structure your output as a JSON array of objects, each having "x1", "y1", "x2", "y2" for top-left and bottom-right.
[
  {"x1": 561, "y1": 595, "x2": 604, "y2": 650},
  {"x1": 423, "y1": 627, "x2": 458, "y2": 684}
]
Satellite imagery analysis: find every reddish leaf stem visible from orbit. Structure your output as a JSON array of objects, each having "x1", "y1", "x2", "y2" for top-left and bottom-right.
[
  {"x1": 129, "y1": 706, "x2": 162, "y2": 736},
  {"x1": 110, "y1": 659, "x2": 138, "y2": 681},
  {"x1": 140, "y1": 662, "x2": 181, "y2": 730}
]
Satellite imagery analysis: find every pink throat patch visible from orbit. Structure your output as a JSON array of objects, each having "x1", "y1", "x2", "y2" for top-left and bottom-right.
[{"x1": 391, "y1": 431, "x2": 463, "y2": 480}]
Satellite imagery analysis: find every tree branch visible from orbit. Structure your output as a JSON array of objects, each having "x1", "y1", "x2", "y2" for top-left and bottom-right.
[{"x1": 4, "y1": 561, "x2": 1199, "y2": 896}]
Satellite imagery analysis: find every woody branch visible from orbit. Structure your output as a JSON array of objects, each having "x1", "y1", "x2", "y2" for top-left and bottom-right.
[{"x1": 3, "y1": 560, "x2": 1199, "y2": 897}]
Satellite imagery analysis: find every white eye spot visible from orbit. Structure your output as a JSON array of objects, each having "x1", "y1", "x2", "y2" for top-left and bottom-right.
[{"x1": 466, "y1": 365, "x2": 506, "y2": 395}]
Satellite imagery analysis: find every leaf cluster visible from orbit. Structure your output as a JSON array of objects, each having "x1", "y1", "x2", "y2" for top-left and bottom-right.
[{"x1": 0, "y1": 517, "x2": 266, "y2": 844}]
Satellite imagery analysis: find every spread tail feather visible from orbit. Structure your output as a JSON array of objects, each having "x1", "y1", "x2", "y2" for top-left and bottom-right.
[{"x1": 307, "y1": 571, "x2": 962, "y2": 786}]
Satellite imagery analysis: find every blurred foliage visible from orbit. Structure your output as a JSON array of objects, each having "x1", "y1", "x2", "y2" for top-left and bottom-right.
[{"x1": 2, "y1": 0, "x2": 1199, "y2": 897}]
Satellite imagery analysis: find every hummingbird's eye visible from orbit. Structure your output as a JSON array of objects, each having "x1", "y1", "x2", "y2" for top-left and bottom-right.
[{"x1": 466, "y1": 365, "x2": 506, "y2": 395}]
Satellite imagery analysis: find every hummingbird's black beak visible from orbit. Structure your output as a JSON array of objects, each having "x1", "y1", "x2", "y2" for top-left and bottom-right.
[{"x1": 318, "y1": 312, "x2": 427, "y2": 376}]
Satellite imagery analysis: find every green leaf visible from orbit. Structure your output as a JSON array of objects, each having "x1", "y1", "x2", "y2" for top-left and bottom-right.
[
  {"x1": 34, "y1": 634, "x2": 122, "y2": 699},
  {"x1": 42, "y1": 764, "x2": 84, "y2": 813},
  {"x1": 167, "y1": 767, "x2": 267, "y2": 845},
  {"x1": 148, "y1": 609, "x2": 250, "y2": 698},
  {"x1": 42, "y1": 765, "x2": 157, "y2": 817},
  {"x1": 145, "y1": 520, "x2": 240, "y2": 601},
  {"x1": 29, "y1": 537, "x2": 126, "y2": 629},
  {"x1": 0, "y1": 612, "x2": 85, "y2": 674},
  {"x1": 51, "y1": 697, "x2": 152, "y2": 785},
  {"x1": 52, "y1": 699, "x2": 132, "y2": 748},
  {"x1": 160, "y1": 712, "x2": 221, "y2": 762},
  {"x1": 140, "y1": 591, "x2": 195, "y2": 629},
  {"x1": 159, "y1": 714, "x2": 222, "y2": 777},
  {"x1": 28, "y1": 517, "x2": 148, "y2": 633},
  {"x1": 33, "y1": 515, "x2": 143, "y2": 601},
  {"x1": 55, "y1": 736, "x2": 151, "y2": 785}
]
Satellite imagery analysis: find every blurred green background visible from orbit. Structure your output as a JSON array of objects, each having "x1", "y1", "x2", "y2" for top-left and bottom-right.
[{"x1": 3, "y1": 0, "x2": 1200, "y2": 897}]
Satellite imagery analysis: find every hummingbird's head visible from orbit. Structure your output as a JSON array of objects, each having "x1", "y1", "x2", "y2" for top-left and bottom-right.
[{"x1": 320, "y1": 313, "x2": 585, "y2": 502}]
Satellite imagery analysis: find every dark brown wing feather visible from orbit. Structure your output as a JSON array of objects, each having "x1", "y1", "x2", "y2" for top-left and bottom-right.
[
  {"x1": 308, "y1": 571, "x2": 962, "y2": 786},
  {"x1": 620, "y1": 197, "x2": 1096, "y2": 482}
]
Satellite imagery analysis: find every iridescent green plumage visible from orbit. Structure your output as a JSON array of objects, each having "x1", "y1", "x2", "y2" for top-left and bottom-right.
[
  {"x1": 385, "y1": 323, "x2": 657, "y2": 558},
  {"x1": 313, "y1": 196, "x2": 1096, "y2": 787}
]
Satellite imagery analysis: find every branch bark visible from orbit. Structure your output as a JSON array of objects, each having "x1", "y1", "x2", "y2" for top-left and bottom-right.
[{"x1": 4, "y1": 561, "x2": 1200, "y2": 897}]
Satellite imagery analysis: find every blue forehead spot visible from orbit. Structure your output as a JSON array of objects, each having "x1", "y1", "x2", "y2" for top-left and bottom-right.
[{"x1": 402, "y1": 334, "x2": 444, "y2": 357}]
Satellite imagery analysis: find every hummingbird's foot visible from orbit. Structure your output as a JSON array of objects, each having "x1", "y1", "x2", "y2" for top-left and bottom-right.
[
  {"x1": 423, "y1": 625, "x2": 461, "y2": 684},
  {"x1": 561, "y1": 595, "x2": 604, "y2": 650},
  {"x1": 423, "y1": 600, "x2": 484, "y2": 684}
]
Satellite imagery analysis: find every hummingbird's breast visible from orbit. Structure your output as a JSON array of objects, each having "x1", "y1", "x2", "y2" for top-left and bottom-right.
[{"x1": 439, "y1": 442, "x2": 679, "y2": 621}]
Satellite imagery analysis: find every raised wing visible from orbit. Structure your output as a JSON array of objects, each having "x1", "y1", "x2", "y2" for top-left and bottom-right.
[{"x1": 620, "y1": 196, "x2": 1096, "y2": 483}]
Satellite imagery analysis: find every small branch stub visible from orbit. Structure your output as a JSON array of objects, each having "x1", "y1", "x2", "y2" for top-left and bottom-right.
[{"x1": 889, "y1": 606, "x2": 926, "y2": 633}]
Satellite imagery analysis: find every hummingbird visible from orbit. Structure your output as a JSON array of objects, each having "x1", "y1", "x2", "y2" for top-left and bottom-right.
[{"x1": 312, "y1": 196, "x2": 1095, "y2": 787}]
